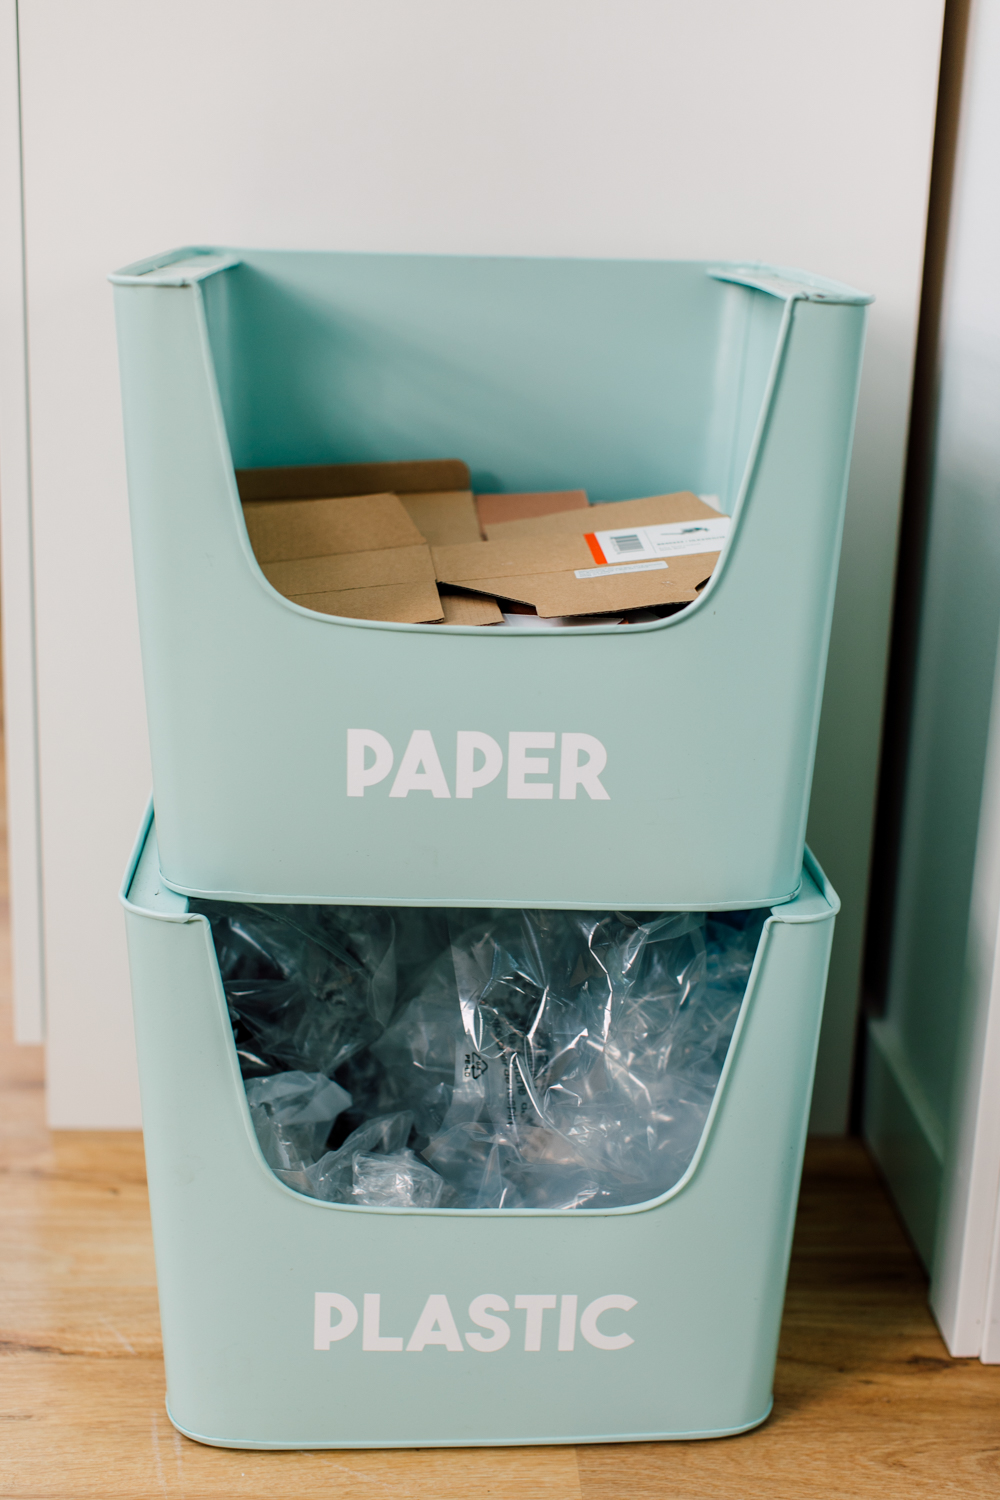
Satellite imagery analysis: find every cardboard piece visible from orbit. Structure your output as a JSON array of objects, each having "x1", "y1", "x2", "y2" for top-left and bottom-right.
[
  {"x1": 239, "y1": 460, "x2": 499, "y2": 623},
  {"x1": 399, "y1": 490, "x2": 483, "y2": 545},
  {"x1": 261, "y1": 546, "x2": 442, "y2": 624},
  {"x1": 474, "y1": 489, "x2": 589, "y2": 528},
  {"x1": 432, "y1": 535, "x2": 713, "y2": 617},
  {"x1": 483, "y1": 490, "x2": 720, "y2": 541},
  {"x1": 236, "y1": 458, "x2": 470, "y2": 502},
  {"x1": 502, "y1": 611, "x2": 624, "y2": 629},
  {"x1": 243, "y1": 492, "x2": 423, "y2": 561},
  {"x1": 396, "y1": 492, "x2": 508, "y2": 620},
  {"x1": 434, "y1": 493, "x2": 724, "y2": 618},
  {"x1": 393, "y1": 490, "x2": 509, "y2": 623},
  {"x1": 438, "y1": 589, "x2": 505, "y2": 626},
  {"x1": 244, "y1": 492, "x2": 443, "y2": 624}
]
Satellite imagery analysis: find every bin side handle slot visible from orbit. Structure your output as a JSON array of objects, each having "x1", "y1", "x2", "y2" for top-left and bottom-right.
[
  {"x1": 707, "y1": 264, "x2": 873, "y2": 306},
  {"x1": 109, "y1": 247, "x2": 241, "y2": 287}
]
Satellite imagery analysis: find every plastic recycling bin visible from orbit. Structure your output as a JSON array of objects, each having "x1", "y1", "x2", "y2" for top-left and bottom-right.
[{"x1": 122, "y1": 807, "x2": 838, "y2": 1449}]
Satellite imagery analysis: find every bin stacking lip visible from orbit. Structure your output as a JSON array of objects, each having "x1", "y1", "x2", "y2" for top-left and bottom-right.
[
  {"x1": 112, "y1": 246, "x2": 867, "y2": 905},
  {"x1": 121, "y1": 805, "x2": 838, "y2": 1447}
]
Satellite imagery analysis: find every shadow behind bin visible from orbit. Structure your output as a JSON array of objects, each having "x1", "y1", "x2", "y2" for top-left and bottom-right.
[
  {"x1": 122, "y1": 810, "x2": 838, "y2": 1449},
  {"x1": 111, "y1": 250, "x2": 870, "y2": 912}
]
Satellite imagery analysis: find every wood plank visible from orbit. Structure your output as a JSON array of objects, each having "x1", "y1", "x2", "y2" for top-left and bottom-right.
[
  {"x1": 1, "y1": 1358, "x2": 583, "y2": 1500},
  {"x1": 576, "y1": 1143, "x2": 1000, "y2": 1498}
]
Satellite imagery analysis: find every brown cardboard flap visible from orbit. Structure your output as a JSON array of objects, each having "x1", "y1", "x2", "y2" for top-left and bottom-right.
[
  {"x1": 244, "y1": 493, "x2": 424, "y2": 563},
  {"x1": 440, "y1": 565, "x2": 711, "y2": 617},
  {"x1": 289, "y1": 580, "x2": 444, "y2": 624},
  {"x1": 438, "y1": 589, "x2": 504, "y2": 626},
  {"x1": 528, "y1": 569, "x2": 707, "y2": 618},
  {"x1": 432, "y1": 530, "x2": 717, "y2": 618},
  {"x1": 434, "y1": 535, "x2": 592, "y2": 581},
  {"x1": 484, "y1": 490, "x2": 718, "y2": 541},
  {"x1": 244, "y1": 488, "x2": 443, "y2": 624},
  {"x1": 262, "y1": 544, "x2": 436, "y2": 597},
  {"x1": 475, "y1": 489, "x2": 589, "y2": 528},
  {"x1": 236, "y1": 459, "x2": 471, "y2": 502},
  {"x1": 399, "y1": 491, "x2": 482, "y2": 545}
]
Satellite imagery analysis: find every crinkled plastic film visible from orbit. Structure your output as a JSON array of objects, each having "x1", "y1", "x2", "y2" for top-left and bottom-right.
[{"x1": 191, "y1": 901, "x2": 767, "y2": 1210}]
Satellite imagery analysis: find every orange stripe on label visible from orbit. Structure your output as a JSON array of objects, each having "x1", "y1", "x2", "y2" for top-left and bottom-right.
[{"x1": 584, "y1": 532, "x2": 607, "y2": 566}]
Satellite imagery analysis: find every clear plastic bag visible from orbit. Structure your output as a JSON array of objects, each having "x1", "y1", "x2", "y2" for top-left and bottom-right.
[
  {"x1": 191, "y1": 902, "x2": 396, "y2": 1080},
  {"x1": 194, "y1": 899, "x2": 766, "y2": 1210},
  {"x1": 244, "y1": 1070, "x2": 352, "y2": 1173}
]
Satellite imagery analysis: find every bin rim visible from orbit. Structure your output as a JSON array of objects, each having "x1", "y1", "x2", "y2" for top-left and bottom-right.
[
  {"x1": 109, "y1": 245, "x2": 873, "y2": 306},
  {"x1": 119, "y1": 799, "x2": 840, "y2": 921}
]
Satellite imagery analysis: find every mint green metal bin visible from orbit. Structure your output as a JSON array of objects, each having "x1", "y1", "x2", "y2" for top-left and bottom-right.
[
  {"x1": 122, "y1": 807, "x2": 838, "y2": 1448},
  {"x1": 111, "y1": 249, "x2": 869, "y2": 912}
]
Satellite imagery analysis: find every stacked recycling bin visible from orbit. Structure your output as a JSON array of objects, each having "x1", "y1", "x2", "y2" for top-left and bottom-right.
[{"x1": 113, "y1": 247, "x2": 869, "y2": 1449}]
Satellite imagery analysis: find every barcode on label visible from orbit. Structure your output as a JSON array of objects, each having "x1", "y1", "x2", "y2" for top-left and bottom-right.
[{"x1": 590, "y1": 516, "x2": 732, "y2": 565}]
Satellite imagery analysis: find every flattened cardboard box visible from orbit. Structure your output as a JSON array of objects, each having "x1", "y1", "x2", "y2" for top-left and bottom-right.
[
  {"x1": 236, "y1": 458, "x2": 471, "y2": 502},
  {"x1": 243, "y1": 491, "x2": 443, "y2": 624},
  {"x1": 437, "y1": 492, "x2": 727, "y2": 617},
  {"x1": 432, "y1": 536, "x2": 714, "y2": 617},
  {"x1": 239, "y1": 459, "x2": 504, "y2": 623}
]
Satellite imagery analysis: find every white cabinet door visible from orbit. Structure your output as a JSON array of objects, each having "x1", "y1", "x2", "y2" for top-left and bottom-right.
[
  {"x1": 928, "y1": 0, "x2": 1000, "y2": 1361},
  {"x1": 866, "y1": 0, "x2": 1000, "y2": 1360}
]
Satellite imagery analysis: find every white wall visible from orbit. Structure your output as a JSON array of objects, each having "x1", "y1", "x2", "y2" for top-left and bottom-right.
[{"x1": 4, "y1": 0, "x2": 944, "y2": 1126}]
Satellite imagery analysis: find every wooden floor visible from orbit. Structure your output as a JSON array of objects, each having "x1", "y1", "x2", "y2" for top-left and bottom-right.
[{"x1": 1, "y1": 831, "x2": 999, "y2": 1494}]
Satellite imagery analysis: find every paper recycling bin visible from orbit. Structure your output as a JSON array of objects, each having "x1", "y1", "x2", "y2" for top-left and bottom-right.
[{"x1": 111, "y1": 248, "x2": 870, "y2": 912}]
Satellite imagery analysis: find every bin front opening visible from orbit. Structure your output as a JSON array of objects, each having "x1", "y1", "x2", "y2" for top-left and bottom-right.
[
  {"x1": 200, "y1": 253, "x2": 786, "y2": 517},
  {"x1": 191, "y1": 894, "x2": 769, "y2": 1214}
]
